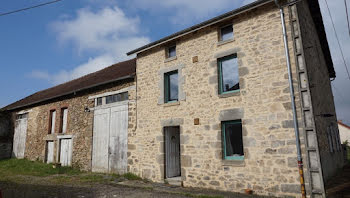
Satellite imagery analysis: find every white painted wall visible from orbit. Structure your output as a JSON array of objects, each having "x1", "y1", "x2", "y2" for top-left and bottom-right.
[{"x1": 338, "y1": 122, "x2": 350, "y2": 144}]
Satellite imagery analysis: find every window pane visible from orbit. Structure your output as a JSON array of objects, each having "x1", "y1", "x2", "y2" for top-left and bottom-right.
[
  {"x1": 220, "y1": 56, "x2": 239, "y2": 93},
  {"x1": 166, "y1": 72, "x2": 178, "y2": 102},
  {"x1": 168, "y1": 46, "x2": 176, "y2": 58},
  {"x1": 221, "y1": 25, "x2": 233, "y2": 41},
  {"x1": 96, "y1": 97, "x2": 102, "y2": 106},
  {"x1": 224, "y1": 122, "x2": 243, "y2": 157},
  {"x1": 106, "y1": 92, "x2": 128, "y2": 104}
]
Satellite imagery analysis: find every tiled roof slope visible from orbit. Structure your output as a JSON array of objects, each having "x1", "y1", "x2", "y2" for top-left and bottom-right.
[{"x1": 3, "y1": 58, "x2": 136, "y2": 111}]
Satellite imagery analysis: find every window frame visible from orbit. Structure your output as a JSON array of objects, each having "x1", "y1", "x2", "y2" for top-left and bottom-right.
[
  {"x1": 164, "y1": 70, "x2": 179, "y2": 103},
  {"x1": 219, "y1": 24, "x2": 234, "y2": 42},
  {"x1": 218, "y1": 54, "x2": 240, "y2": 95},
  {"x1": 222, "y1": 120, "x2": 244, "y2": 161},
  {"x1": 166, "y1": 45, "x2": 177, "y2": 59}
]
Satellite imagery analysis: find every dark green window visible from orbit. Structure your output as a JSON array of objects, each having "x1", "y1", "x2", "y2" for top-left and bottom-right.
[
  {"x1": 222, "y1": 120, "x2": 244, "y2": 160},
  {"x1": 220, "y1": 25, "x2": 233, "y2": 41},
  {"x1": 164, "y1": 70, "x2": 178, "y2": 103},
  {"x1": 218, "y1": 54, "x2": 239, "y2": 94}
]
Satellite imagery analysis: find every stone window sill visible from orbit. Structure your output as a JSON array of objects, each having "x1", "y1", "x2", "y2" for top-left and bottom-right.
[
  {"x1": 217, "y1": 38, "x2": 234, "y2": 47},
  {"x1": 222, "y1": 159, "x2": 245, "y2": 167},
  {"x1": 160, "y1": 101, "x2": 180, "y2": 107},
  {"x1": 164, "y1": 56, "x2": 177, "y2": 63},
  {"x1": 218, "y1": 91, "x2": 240, "y2": 98}
]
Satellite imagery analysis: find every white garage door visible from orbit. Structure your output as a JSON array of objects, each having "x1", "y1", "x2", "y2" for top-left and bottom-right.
[{"x1": 92, "y1": 103, "x2": 128, "y2": 174}]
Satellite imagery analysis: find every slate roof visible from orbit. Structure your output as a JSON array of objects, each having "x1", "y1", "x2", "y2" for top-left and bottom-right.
[{"x1": 3, "y1": 58, "x2": 136, "y2": 111}]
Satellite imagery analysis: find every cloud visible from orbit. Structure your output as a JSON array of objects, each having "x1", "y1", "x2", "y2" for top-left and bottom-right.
[
  {"x1": 125, "y1": 0, "x2": 247, "y2": 25},
  {"x1": 31, "y1": 5, "x2": 149, "y2": 85},
  {"x1": 319, "y1": 0, "x2": 350, "y2": 125}
]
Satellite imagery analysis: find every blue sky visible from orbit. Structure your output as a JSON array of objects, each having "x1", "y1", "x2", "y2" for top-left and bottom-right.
[{"x1": 0, "y1": 0, "x2": 349, "y2": 125}]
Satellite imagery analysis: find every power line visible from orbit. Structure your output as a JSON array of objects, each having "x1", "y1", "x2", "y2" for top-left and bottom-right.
[
  {"x1": 0, "y1": 0, "x2": 62, "y2": 17},
  {"x1": 345, "y1": 0, "x2": 350, "y2": 36},
  {"x1": 324, "y1": 0, "x2": 350, "y2": 80}
]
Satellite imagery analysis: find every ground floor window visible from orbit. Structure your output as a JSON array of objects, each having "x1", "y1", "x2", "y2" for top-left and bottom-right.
[{"x1": 222, "y1": 120, "x2": 244, "y2": 160}]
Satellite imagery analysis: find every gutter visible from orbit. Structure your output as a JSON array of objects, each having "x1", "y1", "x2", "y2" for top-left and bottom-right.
[
  {"x1": 5, "y1": 74, "x2": 135, "y2": 111},
  {"x1": 274, "y1": 0, "x2": 306, "y2": 197},
  {"x1": 127, "y1": 0, "x2": 274, "y2": 56}
]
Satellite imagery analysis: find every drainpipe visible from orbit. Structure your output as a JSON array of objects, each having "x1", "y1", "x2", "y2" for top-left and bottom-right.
[{"x1": 274, "y1": 0, "x2": 306, "y2": 197}]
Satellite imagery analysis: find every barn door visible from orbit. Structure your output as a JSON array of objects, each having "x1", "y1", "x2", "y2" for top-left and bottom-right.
[
  {"x1": 59, "y1": 138, "x2": 72, "y2": 166},
  {"x1": 92, "y1": 108, "x2": 110, "y2": 172},
  {"x1": 165, "y1": 126, "x2": 181, "y2": 178},
  {"x1": 46, "y1": 141, "x2": 54, "y2": 164},
  {"x1": 108, "y1": 104, "x2": 128, "y2": 174},
  {"x1": 13, "y1": 113, "x2": 28, "y2": 159}
]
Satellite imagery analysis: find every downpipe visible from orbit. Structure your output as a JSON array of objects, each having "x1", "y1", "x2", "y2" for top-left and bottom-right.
[{"x1": 274, "y1": 0, "x2": 306, "y2": 197}]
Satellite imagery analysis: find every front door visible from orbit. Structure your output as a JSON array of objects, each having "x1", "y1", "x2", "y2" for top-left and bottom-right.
[
  {"x1": 13, "y1": 113, "x2": 28, "y2": 159},
  {"x1": 92, "y1": 103, "x2": 128, "y2": 174},
  {"x1": 165, "y1": 126, "x2": 181, "y2": 178}
]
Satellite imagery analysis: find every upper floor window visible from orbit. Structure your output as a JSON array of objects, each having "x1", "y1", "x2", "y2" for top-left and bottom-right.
[
  {"x1": 105, "y1": 92, "x2": 128, "y2": 104},
  {"x1": 218, "y1": 54, "x2": 239, "y2": 94},
  {"x1": 222, "y1": 120, "x2": 244, "y2": 160},
  {"x1": 60, "y1": 108, "x2": 68, "y2": 134},
  {"x1": 220, "y1": 25, "x2": 233, "y2": 41},
  {"x1": 49, "y1": 110, "x2": 56, "y2": 134},
  {"x1": 167, "y1": 45, "x2": 176, "y2": 58},
  {"x1": 164, "y1": 70, "x2": 178, "y2": 103}
]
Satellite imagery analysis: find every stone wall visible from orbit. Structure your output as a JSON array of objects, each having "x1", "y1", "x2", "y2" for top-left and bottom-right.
[
  {"x1": 11, "y1": 79, "x2": 136, "y2": 171},
  {"x1": 130, "y1": 3, "x2": 306, "y2": 197},
  {"x1": 296, "y1": 0, "x2": 343, "y2": 183},
  {"x1": 0, "y1": 112, "x2": 12, "y2": 160}
]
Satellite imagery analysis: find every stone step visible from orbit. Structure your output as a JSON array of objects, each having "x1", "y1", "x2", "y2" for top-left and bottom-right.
[{"x1": 165, "y1": 177, "x2": 182, "y2": 186}]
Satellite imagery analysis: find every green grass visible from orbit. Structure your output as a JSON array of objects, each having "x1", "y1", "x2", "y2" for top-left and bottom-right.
[
  {"x1": 122, "y1": 172, "x2": 142, "y2": 180},
  {"x1": 0, "y1": 159, "x2": 81, "y2": 177}
]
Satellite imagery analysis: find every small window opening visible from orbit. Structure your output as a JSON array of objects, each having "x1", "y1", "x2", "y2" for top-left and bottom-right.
[
  {"x1": 220, "y1": 25, "x2": 233, "y2": 41},
  {"x1": 167, "y1": 46, "x2": 176, "y2": 58}
]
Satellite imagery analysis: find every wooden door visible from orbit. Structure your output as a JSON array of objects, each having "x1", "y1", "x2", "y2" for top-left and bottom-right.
[
  {"x1": 13, "y1": 114, "x2": 28, "y2": 159},
  {"x1": 59, "y1": 139, "x2": 72, "y2": 166},
  {"x1": 108, "y1": 104, "x2": 128, "y2": 174},
  {"x1": 92, "y1": 108, "x2": 110, "y2": 172},
  {"x1": 46, "y1": 141, "x2": 54, "y2": 164},
  {"x1": 165, "y1": 127, "x2": 181, "y2": 178}
]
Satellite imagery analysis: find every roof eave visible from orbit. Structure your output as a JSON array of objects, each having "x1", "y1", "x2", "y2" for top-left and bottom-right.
[{"x1": 5, "y1": 74, "x2": 135, "y2": 111}]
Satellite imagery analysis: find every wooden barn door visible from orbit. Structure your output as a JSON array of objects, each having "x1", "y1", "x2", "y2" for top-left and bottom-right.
[
  {"x1": 59, "y1": 138, "x2": 72, "y2": 166},
  {"x1": 165, "y1": 126, "x2": 181, "y2": 178},
  {"x1": 108, "y1": 104, "x2": 128, "y2": 174},
  {"x1": 92, "y1": 108, "x2": 110, "y2": 172},
  {"x1": 92, "y1": 103, "x2": 128, "y2": 174},
  {"x1": 13, "y1": 113, "x2": 28, "y2": 159}
]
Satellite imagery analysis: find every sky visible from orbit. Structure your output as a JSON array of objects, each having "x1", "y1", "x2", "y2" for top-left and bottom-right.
[{"x1": 0, "y1": 0, "x2": 349, "y2": 125}]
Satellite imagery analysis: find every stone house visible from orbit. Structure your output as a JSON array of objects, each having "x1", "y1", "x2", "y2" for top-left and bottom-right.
[
  {"x1": 1, "y1": 59, "x2": 137, "y2": 172},
  {"x1": 0, "y1": 0, "x2": 345, "y2": 197},
  {"x1": 125, "y1": 0, "x2": 343, "y2": 197}
]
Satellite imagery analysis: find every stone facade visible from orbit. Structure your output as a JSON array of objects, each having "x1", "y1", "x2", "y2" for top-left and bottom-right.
[
  {"x1": 11, "y1": 79, "x2": 136, "y2": 171},
  {"x1": 129, "y1": 3, "x2": 307, "y2": 197}
]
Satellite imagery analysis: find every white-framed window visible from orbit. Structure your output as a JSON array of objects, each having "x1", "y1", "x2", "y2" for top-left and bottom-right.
[{"x1": 95, "y1": 92, "x2": 128, "y2": 107}]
